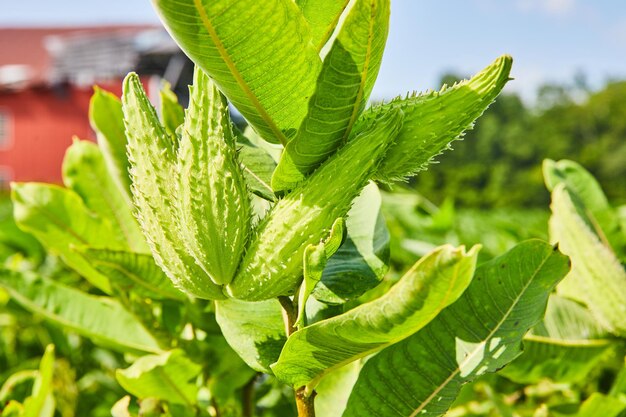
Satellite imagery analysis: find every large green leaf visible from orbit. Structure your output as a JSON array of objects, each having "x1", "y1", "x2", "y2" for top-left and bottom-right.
[
  {"x1": 549, "y1": 184, "x2": 626, "y2": 336},
  {"x1": 575, "y1": 393, "x2": 626, "y2": 417},
  {"x1": 544, "y1": 158, "x2": 626, "y2": 261},
  {"x1": 116, "y1": 350, "x2": 201, "y2": 406},
  {"x1": 11, "y1": 183, "x2": 117, "y2": 293},
  {"x1": 296, "y1": 0, "x2": 351, "y2": 52},
  {"x1": 271, "y1": 0, "x2": 390, "y2": 192},
  {"x1": 0, "y1": 269, "x2": 161, "y2": 354},
  {"x1": 177, "y1": 67, "x2": 251, "y2": 286},
  {"x1": 313, "y1": 182, "x2": 390, "y2": 304},
  {"x1": 369, "y1": 55, "x2": 512, "y2": 183},
  {"x1": 22, "y1": 345, "x2": 55, "y2": 417},
  {"x1": 314, "y1": 362, "x2": 360, "y2": 417},
  {"x1": 122, "y1": 73, "x2": 224, "y2": 300},
  {"x1": 499, "y1": 295, "x2": 612, "y2": 384},
  {"x1": 62, "y1": 140, "x2": 148, "y2": 253},
  {"x1": 271, "y1": 244, "x2": 479, "y2": 387},
  {"x1": 214, "y1": 298, "x2": 286, "y2": 373},
  {"x1": 342, "y1": 240, "x2": 570, "y2": 417},
  {"x1": 152, "y1": 0, "x2": 322, "y2": 145},
  {"x1": 80, "y1": 248, "x2": 185, "y2": 301},
  {"x1": 89, "y1": 87, "x2": 133, "y2": 203}
]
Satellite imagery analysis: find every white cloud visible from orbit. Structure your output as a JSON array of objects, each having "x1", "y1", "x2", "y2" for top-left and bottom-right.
[{"x1": 515, "y1": 0, "x2": 576, "y2": 16}]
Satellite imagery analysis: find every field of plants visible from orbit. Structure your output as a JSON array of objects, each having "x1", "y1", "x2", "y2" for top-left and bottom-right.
[{"x1": 1, "y1": 1, "x2": 625, "y2": 416}]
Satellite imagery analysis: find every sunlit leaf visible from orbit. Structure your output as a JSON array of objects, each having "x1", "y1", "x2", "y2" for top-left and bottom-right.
[
  {"x1": 0, "y1": 269, "x2": 161, "y2": 354},
  {"x1": 214, "y1": 298, "x2": 286, "y2": 373},
  {"x1": 80, "y1": 248, "x2": 185, "y2": 301},
  {"x1": 549, "y1": 184, "x2": 626, "y2": 336},
  {"x1": 499, "y1": 296, "x2": 612, "y2": 384},
  {"x1": 343, "y1": 240, "x2": 570, "y2": 417},
  {"x1": 62, "y1": 140, "x2": 148, "y2": 253},
  {"x1": 11, "y1": 183, "x2": 119, "y2": 293},
  {"x1": 89, "y1": 87, "x2": 133, "y2": 202},
  {"x1": 153, "y1": 0, "x2": 322, "y2": 145},
  {"x1": 272, "y1": 0, "x2": 390, "y2": 191},
  {"x1": 272, "y1": 244, "x2": 479, "y2": 387},
  {"x1": 116, "y1": 350, "x2": 201, "y2": 406}
]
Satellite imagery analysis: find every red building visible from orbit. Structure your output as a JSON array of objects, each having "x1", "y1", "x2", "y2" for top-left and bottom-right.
[{"x1": 0, "y1": 26, "x2": 190, "y2": 188}]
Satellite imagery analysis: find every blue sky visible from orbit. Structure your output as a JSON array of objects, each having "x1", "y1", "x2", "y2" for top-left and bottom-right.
[{"x1": 2, "y1": 0, "x2": 625, "y2": 102}]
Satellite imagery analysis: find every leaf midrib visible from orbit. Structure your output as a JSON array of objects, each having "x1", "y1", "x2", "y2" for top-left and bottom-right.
[
  {"x1": 193, "y1": 0, "x2": 288, "y2": 145},
  {"x1": 0, "y1": 273, "x2": 160, "y2": 353},
  {"x1": 77, "y1": 160, "x2": 136, "y2": 249},
  {"x1": 91, "y1": 256, "x2": 178, "y2": 300},
  {"x1": 408, "y1": 252, "x2": 554, "y2": 417}
]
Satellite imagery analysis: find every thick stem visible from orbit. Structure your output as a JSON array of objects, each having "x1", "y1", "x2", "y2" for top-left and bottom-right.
[
  {"x1": 278, "y1": 296, "x2": 317, "y2": 417},
  {"x1": 295, "y1": 387, "x2": 316, "y2": 417}
]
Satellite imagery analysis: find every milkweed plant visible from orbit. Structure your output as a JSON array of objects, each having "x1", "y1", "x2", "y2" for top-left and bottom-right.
[{"x1": 9, "y1": 1, "x2": 625, "y2": 416}]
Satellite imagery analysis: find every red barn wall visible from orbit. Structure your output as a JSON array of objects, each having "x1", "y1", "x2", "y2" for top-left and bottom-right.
[{"x1": 0, "y1": 81, "x2": 123, "y2": 187}]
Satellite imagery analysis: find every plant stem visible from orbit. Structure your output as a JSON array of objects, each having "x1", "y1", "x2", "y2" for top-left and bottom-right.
[
  {"x1": 242, "y1": 374, "x2": 258, "y2": 417},
  {"x1": 278, "y1": 295, "x2": 297, "y2": 336},
  {"x1": 295, "y1": 387, "x2": 316, "y2": 417},
  {"x1": 278, "y1": 296, "x2": 317, "y2": 417}
]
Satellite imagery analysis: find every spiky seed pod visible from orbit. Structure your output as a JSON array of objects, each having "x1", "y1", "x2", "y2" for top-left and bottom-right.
[
  {"x1": 177, "y1": 67, "x2": 252, "y2": 286},
  {"x1": 226, "y1": 108, "x2": 404, "y2": 301},
  {"x1": 370, "y1": 55, "x2": 513, "y2": 183},
  {"x1": 122, "y1": 73, "x2": 224, "y2": 300}
]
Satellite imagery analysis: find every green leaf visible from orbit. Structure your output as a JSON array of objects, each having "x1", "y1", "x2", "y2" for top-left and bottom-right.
[
  {"x1": 295, "y1": 217, "x2": 345, "y2": 326},
  {"x1": 214, "y1": 298, "x2": 286, "y2": 373},
  {"x1": 342, "y1": 240, "x2": 570, "y2": 417},
  {"x1": 153, "y1": 0, "x2": 322, "y2": 145},
  {"x1": 11, "y1": 183, "x2": 116, "y2": 293},
  {"x1": 271, "y1": 244, "x2": 479, "y2": 388},
  {"x1": 80, "y1": 248, "x2": 185, "y2": 301},
  {"x1": 122, "y1": 73, "x2": 224, "y2": 300},
  {"x1": 499, "y1": 296, "x2": 612, "y2": 384},
  {"x1": 116, "y1": 350, "x2": 201, "y2": 406},
  {"x1": 272, "y1": 0, "x2": 390, "y2": 192},
  {"x1": 313, "y1": 182, "x2": 390, "y2": 304},
  {"x1": 227, "y1": 108, "x2": 403, "y2": 301},
  {"x1": 544, "y1": 159, "x2": 626, "y2": 261},
  {"x1": 89, "y1": 87, "x2": 133, "y2": 203},
  {"x1": 0, "y1": 268, "x2": 161, "y2": 354},
  {"x1": 62, "y1": 139, "x2": 148, "y2": 253},
  {"x1": 111, "y1": 396, "x2": 136, "y2": 417},
  {"x1": 314, "y1": 362, "x2": 360, "y2": 417},
  {"x1": 236, "y1": 134, "x2": 277, "y2": 201},
  {"x1": 22, "y1": 345, "x2": 55, "y2": 417},
  {"x1": 159, "y1": 80, "x2": 185, "y2": 139},
  {"x1": 371, "y1": 55, "x2": 513, "y2": 183},
  {"x1": 550, "y1": 184, "x2": 626, "y2": 336},
  {"x1": 296, "y1": 0, "x2": 351, "y2": 52},
  {"x1": 575, "y1": 393, "x2": 626, "y2": 417},
  {"x1": 1, "y1": 401, "x2": 24, "y2": 417},
  {"x1": 177, "y1": 67, "x2": 251, "y2": 286}
]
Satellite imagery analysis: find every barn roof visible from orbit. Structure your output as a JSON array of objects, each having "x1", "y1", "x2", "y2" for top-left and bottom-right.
[{"x1": 0, "y1": 25, "x2": 177, "y2": 89}]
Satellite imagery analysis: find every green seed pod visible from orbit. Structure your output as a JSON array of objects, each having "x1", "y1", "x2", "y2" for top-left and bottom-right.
[
  {"x1": 226, "y1": 108, "x2": 403, "y2": 301},
  {"x1": 122, "y1": 73, "x2": 224, "y2": 300},
  {"x1": 177, "y1": 67, "x2": 252, "y2": 285}
]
